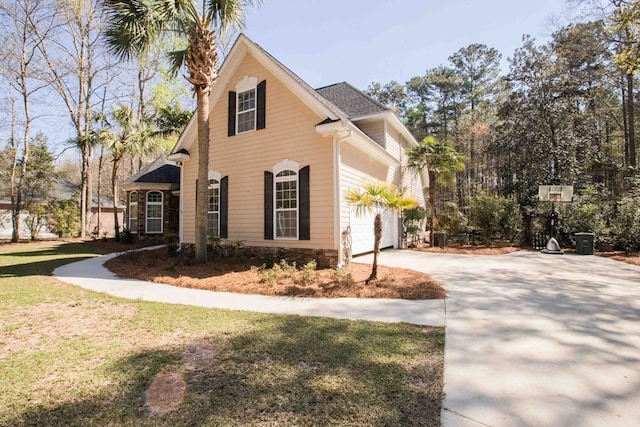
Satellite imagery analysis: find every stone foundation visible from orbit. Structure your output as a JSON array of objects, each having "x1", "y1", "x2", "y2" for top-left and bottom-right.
[
  {"x1": 247, "y1": 247, "x2": 339, "y2": 269},
  {"x1": 180, "y1": 243, "x2": 339, "y2": 268}
]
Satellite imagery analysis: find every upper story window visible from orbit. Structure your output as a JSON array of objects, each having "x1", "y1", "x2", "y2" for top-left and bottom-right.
[
  {"x1": 237, "y1": 89, "x2": 256, "y2": 133},
  {"x1": 228, "y1": 77, "x2": 266, "y2": 136},
  {"x1": 207, "y1": 171, "x2": 221, "y2": 237},
  {"x1": 146, "y1": 191, "x2": 163, "y2": 233},
  {"x1": 129, "y1": 191, "x2": 138, "y2": 233}
]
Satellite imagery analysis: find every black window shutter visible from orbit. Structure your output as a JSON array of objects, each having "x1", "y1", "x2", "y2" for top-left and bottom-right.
[
  {"x1": 220, "y1": 176, "x2": 228, "y2": 238},
  {"x1": 228, "y1": 91, "x2": 236, "y2": 136},
  {"x1": 257, "y1": 80, "x2": 266, "y2": 130},
  {"x1": 264, "y1": 171, "x2": 274, "y2": 240},
  {"x1": 299, "y1": 166, "x2": 310, "y2": 240}
]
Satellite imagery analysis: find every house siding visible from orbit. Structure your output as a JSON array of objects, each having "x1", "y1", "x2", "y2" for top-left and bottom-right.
[
  {"x1": 181, "y1": 52, "x2": 336, "y2": 251},
  {"x1": 339, "y1": 142, "x2": 391, "y2": 233},
  {"x1": 356, "y1": 120, "x2": 386, "y2": 148}
]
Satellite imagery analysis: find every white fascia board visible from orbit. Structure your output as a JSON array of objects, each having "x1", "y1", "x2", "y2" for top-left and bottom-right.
[
  {"x1": 345, "y1": 123, "x2": 398, "y2": 167},
  {"x1": 120, "y1": 183, "x2": 178, "y2": 192},
  {"x1": 316, "y1": 120, "x2": 397, "y2": 167}
]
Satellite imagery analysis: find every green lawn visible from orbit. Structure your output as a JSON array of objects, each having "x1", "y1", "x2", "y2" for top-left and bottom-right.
[{"x1": 0, "y1": 241, "x2": 444, "y2": 426}]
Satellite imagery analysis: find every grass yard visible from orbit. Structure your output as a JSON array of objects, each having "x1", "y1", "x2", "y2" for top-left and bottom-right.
[{"x1": 0, "y1": 241, "x2": 444, "y2": 426}]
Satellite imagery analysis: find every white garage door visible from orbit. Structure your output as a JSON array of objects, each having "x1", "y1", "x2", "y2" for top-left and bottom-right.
[{"x1": 349, "y1": 209, "x2": 396, "y2": 256}]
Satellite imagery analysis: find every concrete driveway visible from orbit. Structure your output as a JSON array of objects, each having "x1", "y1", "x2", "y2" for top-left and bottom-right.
[{"x1": 357, "y1": 249, "x2": 640, "y2": 427}]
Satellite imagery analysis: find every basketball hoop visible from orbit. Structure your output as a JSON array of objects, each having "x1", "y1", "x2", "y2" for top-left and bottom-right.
[{"x1": 538, "y1": 185, "x2": 573, "y2": 203}]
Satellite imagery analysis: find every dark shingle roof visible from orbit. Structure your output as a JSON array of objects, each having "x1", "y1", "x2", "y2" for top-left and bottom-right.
[
  {"x1": 122, "y1": 156, "x2": 180, "y2": 186},
  {"x1": 315, "y1": 82, "x2": 388, "y2": 119},
  {"x1": 134, "y1": 164, "x2": 180, "y2": 184}
]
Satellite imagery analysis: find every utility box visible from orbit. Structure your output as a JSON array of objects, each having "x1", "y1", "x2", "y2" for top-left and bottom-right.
[{"x1": 575, "y1": 233, "x2": 594, "y2": 255}]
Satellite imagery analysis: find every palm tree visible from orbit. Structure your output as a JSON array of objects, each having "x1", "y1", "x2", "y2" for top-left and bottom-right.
[
  {"x1": 97, "y1": 105, "x2": 152, "y2": 240},
  {"x1": 406, "y1": 136, "x2": 466, "y2": 246},
  {"x1": 345, "y1": 180, "x2": 417, "y2": 284},
  {"x1": 103, "y1": 0, "x2": 261, "y2": 263}
]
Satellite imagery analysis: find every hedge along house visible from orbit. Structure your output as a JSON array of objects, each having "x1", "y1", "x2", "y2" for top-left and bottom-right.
[
  {"x1": 168, "y1": 34, "x2": 427, "y2": 266},
  {"x1": 120, "y1": 156, "x2": 180, "y2": 237}
]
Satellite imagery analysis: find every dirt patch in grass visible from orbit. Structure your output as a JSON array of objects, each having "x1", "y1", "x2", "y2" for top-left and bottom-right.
[
  {"x1": 105, "y1": 248, "x2": 445, "y2": 300},
  {"x1": 0, "y1": 301, "x2": 137, "y2": 359}
]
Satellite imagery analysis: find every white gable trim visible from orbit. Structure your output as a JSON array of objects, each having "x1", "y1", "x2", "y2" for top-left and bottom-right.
[
  {"x1": 236, "y1": 75, "x2": 258, "y2": 92},
  {"x1": 172, "y1": 34, "x2": 342, "y2": 154}
]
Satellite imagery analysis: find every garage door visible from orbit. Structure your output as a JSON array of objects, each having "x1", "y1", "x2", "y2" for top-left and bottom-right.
[{"x1": 349, "y1": 210, "x2": 396, "y2": 256}]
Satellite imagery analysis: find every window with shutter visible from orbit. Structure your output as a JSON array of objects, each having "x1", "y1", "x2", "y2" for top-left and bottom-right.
[{"x1": 228, "y1": 77, "x2": 265, "y2": 135}]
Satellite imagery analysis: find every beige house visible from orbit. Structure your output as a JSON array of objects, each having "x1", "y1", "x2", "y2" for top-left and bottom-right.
[{"x1": 169, "y1": 34, "x2": 427, "y2": 266}]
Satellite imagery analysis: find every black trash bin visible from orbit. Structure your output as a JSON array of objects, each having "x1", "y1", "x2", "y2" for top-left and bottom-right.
[{"x1": 574, "y1": 233, "x2": 594, "y2": 255}]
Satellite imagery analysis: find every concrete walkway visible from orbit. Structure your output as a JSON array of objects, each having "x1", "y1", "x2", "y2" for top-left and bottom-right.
[
  {"x1": 52, "y1": 249, "x2": 444, "y2": 326},
  {"x1": 357, "y1": 249, "x2": 640, "y2": 427},
  {"x1": 53, "y1": 248, "x2": 640, "y2": 426}
]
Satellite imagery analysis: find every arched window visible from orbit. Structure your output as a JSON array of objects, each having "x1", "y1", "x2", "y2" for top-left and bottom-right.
[
  {"x1": 264, "y1": 160, "x2": 309, "y2": 241},
  {"x1": 274, "y1": 162, "x2": 298, "y2": 239},
  {"x1": 208, "y1": 171, "x2": 221, "y2": 237},
  {"x1": 146, "y1": 191, "x2": 163, "y2": 233},
  {"x1": 129, "y1": 191, "x2": 138, "y2": 233}
]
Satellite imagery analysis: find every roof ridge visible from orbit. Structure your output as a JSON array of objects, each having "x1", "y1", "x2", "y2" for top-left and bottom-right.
[{"x1": 247, "y1": 36, "x2": 350, "y2": 122}]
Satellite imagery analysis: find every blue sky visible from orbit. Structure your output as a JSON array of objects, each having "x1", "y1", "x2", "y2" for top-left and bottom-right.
[{"x1": 244, "y1": 0, "x2": 575, "y2": 90}]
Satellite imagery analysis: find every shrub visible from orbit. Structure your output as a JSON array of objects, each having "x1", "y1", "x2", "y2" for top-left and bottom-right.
[
  {"x1": 558, "y1": 185, "x2": 611, "y2": 245},
  {"x1": 120, "y1": 228, "x2": 134, "y2": 244},
  {"x1": 402, "y1": 206, "x2": 429, "y2": 247},
  {"x1": 332, "y1": 267, "x2": 354, "y2": 287},
  {"x1": 164, "y1": 232, "x2": 179, "y2": 256},
  {"x1": 610, "y1": 196, "x2": 640, "y2": 251},
  {"x1": 302, "y1": 260, "x2": 317, "y2": 284},
  {"x1": 468, "y1": 195, "x2": 522, "y2": 245},
  {"x1": 49, "y1": 199, "x2": 80, "y2": 238}
]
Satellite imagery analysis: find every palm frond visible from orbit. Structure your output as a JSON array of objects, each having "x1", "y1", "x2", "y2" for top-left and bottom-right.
[
  {"x1": 206, "y1": 0, "x2": 261, "y2": 38},
  {"x1": 346, "y1": 180, "x2": 418, "y2": 217},
  {"x1": 166, "y1": 49, "x2": 188, "y2": 77},
  {"x1": 103, "y1": 0, "x2": 170, "y2": 60}
]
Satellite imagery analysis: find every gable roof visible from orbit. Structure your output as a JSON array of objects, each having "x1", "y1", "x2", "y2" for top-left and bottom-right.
[
  {"x1": 170, "y1": 34, "x2": 418, "y2": 157},
  {"x1": 315, "y1": 82, "x2": 388, "y2": 119},
  {"x1": 121, "y1": 156, "x2": 180, "y2": 190}
]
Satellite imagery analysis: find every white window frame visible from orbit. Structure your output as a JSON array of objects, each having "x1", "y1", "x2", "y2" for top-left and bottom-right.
[
  {"x1": 129, "y1": 191, "x2": 138, "y2": 233},
  {"x1": 146, "y1": 191, "x2": 163, "y2": 234},
  {"x1": 236, "y1": 76, "x2": 258, "y2": 134},
  {"x1": 207, "y1": 170, "x2": 221, "y2": 238},
  {"x1": 273, "y1": 159, "x2": 299, "y2": 240}
]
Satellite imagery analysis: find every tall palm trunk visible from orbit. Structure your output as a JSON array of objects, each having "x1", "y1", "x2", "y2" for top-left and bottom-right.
[
  {"x1": 112, "y1": 156, "x2": 122, "y2": 240},
  {"x1": 366, "y1": 213, "x2": 383, "y2": 284},
  {"x1": 194, "y1": 86, "x2": 210, "y2": 263},
  {"x1": 188, "y1": 20, "x2": 218, "y2": 264}
]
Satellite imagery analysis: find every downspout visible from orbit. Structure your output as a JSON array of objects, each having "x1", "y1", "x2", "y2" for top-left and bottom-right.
[
  {"x1": 177, "y1": 161, "x2": 185, "y2": 246},
  {"x1": 398, "y1": 132, "x2": 404, "y2": 249},
  {"x1": 333, "y1": 128, "x2": 351, "y2": 266}
]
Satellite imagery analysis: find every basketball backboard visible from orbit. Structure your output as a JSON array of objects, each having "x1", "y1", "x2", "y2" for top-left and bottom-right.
[{"x1": 538, "y1": 185, "x2": 573, "y2": 203}]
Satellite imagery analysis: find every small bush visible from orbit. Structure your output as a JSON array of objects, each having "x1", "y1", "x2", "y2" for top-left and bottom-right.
[
  {"x1": 121, "y1": 228, "x2": 134, "y2": 244},
  {"x1": 332, "y1": 267, "x2": 354, "y2": 287},
  {"x1": 164, "y1": 232, "x2": 179, "y2": 256},
  {"x1": 251, "y1": 259, "x2": 318, "y2": 285},
  {"x1": 301, "y1": 260, "x2": 317, "y2": 284}
]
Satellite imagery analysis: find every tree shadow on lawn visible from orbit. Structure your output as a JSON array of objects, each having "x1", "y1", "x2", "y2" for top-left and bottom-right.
[
  {"x1": 8, "y1": 315, "x2": 444, "y2": 427},
  {"x1": 0, "y1": 243, "x2": 106, "y2": 278}
]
